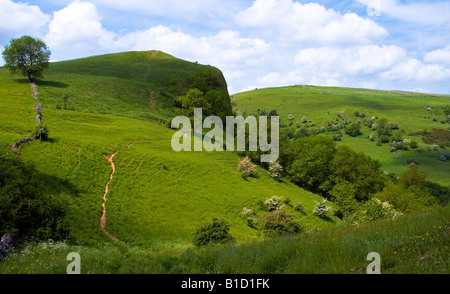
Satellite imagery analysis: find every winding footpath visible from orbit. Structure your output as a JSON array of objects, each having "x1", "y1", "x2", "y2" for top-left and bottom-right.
[{"x1": 101, "y1": 152, "x2": 118, "y2": 241}]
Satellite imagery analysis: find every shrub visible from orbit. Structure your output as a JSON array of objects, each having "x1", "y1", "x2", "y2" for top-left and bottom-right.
[
  {"x1": 294, "y1": 202, "x2": 305, "y2": 213},
  {"x1": 33, "y1": 124, "x2": 49, "y2": 141},
  {"x1": 268, "y1": 161, "x2": 284, "y2": 181},
  {"x1": 242, "y1": 207, "x2": 255, "y2": 218},
  {"x1": 345, "y1": 122, "x2": 362, "y2": 137},
  {"x1": 313, "y1": 199, "x2": 330, "y2": 219},
  {"x1": 264, "y1": 196, "x2": 284, "y2": 211},
  {"x1": 238, "y1": 156, "x2": 258, "y2": 179},
  {"x1": 192, "y1": 217, "x2": 235, "y2": 246},
  {"x1": 410, "y1": 141, "x2": 418, "y2": 149},
  {"x1": 359, "y1": 198, "x2": 402, "y2": 223},
  {"x1": 354, "y1": 111, "x2": 360, "y2": 117},
  {"x1": 332, "y1": 133, "x2": 342, "y2": 141},
  {"x1": 261, "y1": 209, "x2": 302, "y2": 238}
]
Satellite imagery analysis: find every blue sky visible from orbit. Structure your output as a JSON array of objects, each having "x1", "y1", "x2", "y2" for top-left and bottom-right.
[{"x1": 1, "y1": 0, "x2": 450, "y2": 94}]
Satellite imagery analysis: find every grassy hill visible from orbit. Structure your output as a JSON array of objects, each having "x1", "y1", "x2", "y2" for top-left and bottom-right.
[
  {"x1": 0, "y1": 53, "x2": 449, "y2": 274},
  {"x1": 0, "y1": 52, "x2": 336, "y2": 252},
  {"x1": 232, "y1": 85, "x2": 450, "y2": 186}
]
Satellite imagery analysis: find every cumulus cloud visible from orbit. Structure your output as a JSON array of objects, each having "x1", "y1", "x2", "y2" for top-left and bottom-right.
[
  {"x1": 380, "y1": 58, "x2": 450, "y2": 81},
  {"x1": 294, "y1": 45, "x2": 406, "y2": 76},
  {"x1": 44, "y1": 1, "x2": 116, "y2": 60},
  {"x1": 0, "y1": 0, "x2": 50, "y2": 41},
  {"x1": 424, "y1": 45, "x2": 450, "y2": 66},
  {"x1": 235, "y1": 0, "x2": 388, "y2": 46}
]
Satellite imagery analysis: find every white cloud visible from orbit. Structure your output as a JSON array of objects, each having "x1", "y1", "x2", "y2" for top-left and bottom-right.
[
  {"x1": 235, "y1": 0, "x2": 388, "y2": 46},
  {"x1": 0, "y1": 0, "x2": 50, "y2": 40},
  {"x1": 357, "y1": 0, "x2": 450, "y2": 26},
  {"x1": 424, "y1": 45, "x2": 450, "y2": 66},
  {"x1": 380, "y1": 58, "x2": 450, "y2": 81},
  {"x1": 44, "y1": 1, "x2": 116, "y2": 59},
  {"x1": 294, "y1": 45, "x2": 406, "y2": 75}
]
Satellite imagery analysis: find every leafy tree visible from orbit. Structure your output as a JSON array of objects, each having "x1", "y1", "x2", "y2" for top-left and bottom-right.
[
  {"x1": 192, "y1": 217, "x2": 234, "y2": 246},
  {"x1": 2, "y1": 35, "x2": 51, "y2": 83},
  {"x1": 345, "y1": 122, "x2": 362, "y2": 137},
  {"x1": 176, "y1": 88, "x2": 211, "y2": 117},
  {"x1": 330, "y1": 145, "x2": 384, "y2": 201},
  {"x1": 329, "y1": 180, "x2": 358, "y2": 218},
  {"x1": 376, "y1": 119, "x2": 391, "y2": 138},
  {"x1": 288, "y1": 136, "x2": 336, "y2": 193},
  {"x1": 398, "y1": 167, "x2": 427, "y2": 188}
]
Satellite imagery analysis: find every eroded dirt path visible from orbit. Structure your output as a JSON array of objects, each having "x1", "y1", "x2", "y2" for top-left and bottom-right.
[{"x1": 101, "y1": 152, "x2": 118, "y2": 240}]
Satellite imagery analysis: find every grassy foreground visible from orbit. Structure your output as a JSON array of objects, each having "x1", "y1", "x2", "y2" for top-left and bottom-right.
[{"x1": 1, "y1": 205, "x2": 448, "y2": 274}]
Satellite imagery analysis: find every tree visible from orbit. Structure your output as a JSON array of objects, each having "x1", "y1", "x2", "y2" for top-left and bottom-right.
[
  {"x1": 288, "y1": 136, "x2": 336, "y2": 193},
  {"x1": 345, "y1": 122, "x2": 362, "y2": 137},
  {"x1": 192, "y1": 217, "x2": 234, "y2": 246},
  {"x1": 176, "y1": 88, "x2": 211, "y2": 117},
  {"x1": 2, "y1": 35, "x2": 51, "y2": 83}
]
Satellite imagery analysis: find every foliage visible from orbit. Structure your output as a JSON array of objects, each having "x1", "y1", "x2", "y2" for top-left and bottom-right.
[
  {"x1": 192, "y1": 217, "x2": 235, "y2": 247},
  {"x1": 238, "y1": 156, "x2": 258, "y2": 179},
  {"x1": 33, "y1": 124, "x2": 49, "y2": 141},
  {"x1": 268, "y1": 161, "x2": 283, "y2": 181},
  {"x1": 294, "y1": 202, "x2": 305, "y2": 213},
  {"x1": 356, "y1": 198, "x2": 402, "y2": 224},
  {"x1": 345, "y1": 122, "x2": 362, "y2": 137},
  {"x1": 330, "y1": 145, "x2": 384, "y2": 202},
  {"x1": 313, "y1": 199, "x2": 330, "y2": 219},
  {"x1": 175, "y1": 88, "x2": 211, "y2": 117},
  {"x1": 264, "y1": 196, "x2": 284, "y2": 211},
  {"x1": 329, "y1": 181, "x2": 358, "y2": 218},
  {"x1": 286, "y1": 136, "x2": 336, "y2": 193},
  {"x1": 0, "y1": 155, "x2": 69, "y2": 239},
  {"x1": 261, "y1": 209, "x2": 302, "y2": 238},
  {"x1": 2, "y1": 35, "x2": 51, "y2": 82}
]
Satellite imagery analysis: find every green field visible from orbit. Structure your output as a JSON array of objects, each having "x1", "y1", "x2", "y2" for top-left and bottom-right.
[
  {"x1": 0, "y1": 52, "x2": 449, "y2": 274},
  {"x1": 232, "y1": 85, "x2": 450, "y2": 186}
]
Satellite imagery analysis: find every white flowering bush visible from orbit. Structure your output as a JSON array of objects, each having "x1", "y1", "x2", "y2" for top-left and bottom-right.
[
  {"x1": 238, "y1": 156, "x2": 258, "y2": 179},
  {"x1": 265, "y1": 196, "x2": 284, "y2": 211},
  {"x1": 313, "y1": 199, "x2": 330, "y2": 219},
  {"x1": 268, "y1": 161, "x2": 283, "y2": 181}
]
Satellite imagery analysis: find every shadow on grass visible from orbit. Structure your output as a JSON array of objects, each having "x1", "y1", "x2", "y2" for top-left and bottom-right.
[{"x1": 13, "y1": 78, "x2": 69, "y2": 88}]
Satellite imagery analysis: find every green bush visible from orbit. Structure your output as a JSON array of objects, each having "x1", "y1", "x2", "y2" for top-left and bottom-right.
[
  {"x1": 345, "y1": 123, "x2": 362, "y2": 137},
  {"x1": 0, "y1": 155, "x2": 69, "y2": 239},
  {"x1": 261, "y1": 209, "x2": 302, "y2": 238},
  {"x1": 33, "y1": 124, "x2": 49, "y2": 141},
  {"x1": 192, "y1": 217, "x2": 235, "y2": 246},
  {"x1": 294, "y1": 202, "x2": 305, "y2": 213}
]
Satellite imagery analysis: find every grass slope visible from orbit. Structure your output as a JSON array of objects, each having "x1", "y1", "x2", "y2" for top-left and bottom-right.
[
  {"x1": 0, "y1": 54, "x2": 336, "y2": 251},
  {"x1": 232, "y1": 85, "x2": 450, "y2": 186}
]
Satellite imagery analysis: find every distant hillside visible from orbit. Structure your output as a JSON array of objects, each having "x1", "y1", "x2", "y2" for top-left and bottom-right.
[
  {"x1": 232, "y1": 85, "x2": 450, "y2": 186},
  {"x1": 36, "y1": 50, "x2": 232, "y2": 123}
]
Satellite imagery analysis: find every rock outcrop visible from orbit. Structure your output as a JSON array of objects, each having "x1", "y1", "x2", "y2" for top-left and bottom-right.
[{"x1": 0, "y1": 229, "x2": 20, "y2": 261}]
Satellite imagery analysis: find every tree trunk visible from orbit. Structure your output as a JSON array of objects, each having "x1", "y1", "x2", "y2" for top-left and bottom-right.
[{"x1": 27, "y1": 71, "x2": 34, "y2": 83}]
